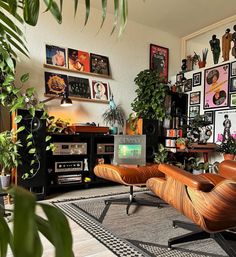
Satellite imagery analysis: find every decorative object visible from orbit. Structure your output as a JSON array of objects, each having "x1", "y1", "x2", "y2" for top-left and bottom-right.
[
  {"x1": 232, "y1": 25, "x2": 236, "y2": 59},
  {"x1": 186, "y1": 55, "x2": 193, "y2": 71},
  {"x1": 230, "y1": 77, "x2": 236, "y2": 92},
  {"x1": 209, "y1": 35, "x2": 221, "y2": 64},
  {"x1": 68, "y1": 48, "x2": 90, "y2": 72},
  {"x1": 190, "y1": 91, "x2": 200, "y2": 105},
  {"x1": 149, "y1": 44, "x2": 169, "y2": 82},
  {"x1": 204, "y1": 64, "x2": 229, "y2": 109},
  {"x1": 222, "y1": 28, "x2": 232, "y2": 62},
  {"x1": 45, "y1": 44, "x2": 67, "y2": 67},
  {"x1": 90, "y1": 53, "x2": 110, "y2": 75},
  {"x1": 68, "y1": 76, "x2": 91, "y2": 99},
  {"x1": 193, "y1": 72, "x2": 202, "y2": 86},
  {"x1": 131, "y1": 69, "x2": 169, "y2": 121},
  {"x1": 102, "y1": 95, "x2": 125, "y2": 134},
  {"x1": 183, "y1": 79, "x2": 192, "y2": 92},
  {"x1": 230, "y1": 93, "x2": 236, "y2": 107},
  {"x1": 231, "y1": 61, "x2": 236, "y2": 76},
  {"x1": 214, "y1": 109, "x2": 236, "y2": 143},
  {"x1": 189, "y1": 105, "x2": 200, "y2": 118},
  {"x1": 194, "y1": 48, "x2": 208, "y2": 68},
  {"x1": 187, "y1": 114, "x2": 212, "y2": 144},
  {"x1": 216, "y1": 137, "x2": 236, "y2": 160},
  {"x1": 91, "y1": 80, "x2": 109, "y2": 100},
  {"x1": 44, "y1": 72, "x2": 68, "y2": 95},
  {"x1": 204, "y1": 111, "x2": 214, "y2": 124}
]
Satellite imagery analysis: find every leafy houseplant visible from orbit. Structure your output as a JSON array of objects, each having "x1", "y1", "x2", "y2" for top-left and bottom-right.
[
  {"x1": 154, "y1": 144, "x2": 169, "y2": 164},
  {"x1": 216, "y1": 137, "x2": 236, "y2": 160},
  {"x1": 175, "y1": 137, "x2": 187, "y2": 150},
  {"x1": 131, "y1": 69, "x2": 169, "y2": 121}
]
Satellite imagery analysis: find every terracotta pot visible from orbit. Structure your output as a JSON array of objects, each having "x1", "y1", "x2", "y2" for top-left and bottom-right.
[
  {"x1": 176, "y1": 143, "x2": 186, "y2": 150},
  {"x1": 223, "y1": 154, "x2": 235, "y2": 160},
  {"x1": 198, "y1": 61, "x2": 206, "y2": 68}
]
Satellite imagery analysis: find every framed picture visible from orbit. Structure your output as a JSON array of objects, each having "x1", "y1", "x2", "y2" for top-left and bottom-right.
[
  {"x1": 231, "y1": 61, "x2": 236, "y2": 77},
  {"x1": 189, "y1": 105, "x2": 200, "y2": 118},
  {"x1": 214, "y1": 109, "x2": 236, "y2": 142},
  {"x1": 149, "y1": 44, "x2": 169, "y2": 82},
  {"x1": 176, "y1": 73, "x2": 183, "y2": 83},
  {"x1": 68, "y1": 48, "x2": 90, "y2": 72},
  {"x1": 183, "y1": 79, "x2": 192, "y2": 92},
  {"x1": 204, "y1": 111, "x2": 214, "y2": 124},
  {"x1": 204, "y1": 64, "x2": 229, "y2": 109},
  {"x1": 90, "y1": 53, "x2": 110, "y2": 76},
  {"x1": 193, "y1": 72, "x2": 202, "y2": 87},
  {"x1": 44, "y1": 72, "x2": 68, "y2": 95},
  {"x1": 230, "y1": 93, "x2": 236, "y2": 107},
  {"x1": 68, "y1": 76, "x2": 91, "y2": 99},
  {"x1": 45, "y1": 44, "x2": 67, "y2": 68},
  {"x1": 190, "y1": 91, "x2": 201, "y2": 105},
  {"x1": 91, "y1": 80, "x2": 109, "y2": 101},
  {"x1": 230, "y1": 77, "x2": 236, "y2": 92}
]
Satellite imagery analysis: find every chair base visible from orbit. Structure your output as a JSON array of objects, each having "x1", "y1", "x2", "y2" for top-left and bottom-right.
[
  {"x1": 104, "y1": 186, "x2": 161, "y2": 215},
  {"x1": 169, "y1": 220, "x2": 236, "y2": 257}
]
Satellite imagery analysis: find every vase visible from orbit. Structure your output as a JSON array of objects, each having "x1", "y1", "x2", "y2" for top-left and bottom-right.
[
  {"x1": 223, "y1": 154, "x2": 235, "y2": 160},
  {"x1": 198, "y1": 61, "x2": 206, "y2": 68}
]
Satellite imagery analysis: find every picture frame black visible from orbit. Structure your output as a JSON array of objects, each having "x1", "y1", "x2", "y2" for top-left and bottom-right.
[
  {"x1": 68, "y1": 76, "x2": 91, "y2": 99},
  {"x1": 44, "y1": 71, "x2": 68, "y2": 95},
  {"x1": 183, "y1": 78, "x2": 192, "y2": 92},
  {"x1": 230, "y1": 61, "x2": 236, "y2": 77},
  {"x1": 190, "y1": 91, "x2": 201, "y2": 105},
  {"x1": 193, "y1": 72, "x2": 202, "y2": 87},
  {"x1": 189, "y1": 105, "x2": 200, "y2": 118},
  {"x1": 90, "y1": 53, "x2": 110, "y2": 76},
  {"x1": 176, "y1": 73, "x2": 183, "y2": 83},
  {"x1": 204, "y1": 110, "x2": 214, "y2": 124},
  {"x1": 230, "y1": 77, "x2": 236, "y2": 92},
  {"x1": 230, "y1": 93, "x2": 236, "y2": 107}
]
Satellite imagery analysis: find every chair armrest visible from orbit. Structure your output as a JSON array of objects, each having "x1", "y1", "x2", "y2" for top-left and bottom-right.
[
  {"x1": 158, "y1": 164, "x2": 214, "y2": 191},
  {"x1": 218, "y1": 160, "x2": 236, "y2": 179}
]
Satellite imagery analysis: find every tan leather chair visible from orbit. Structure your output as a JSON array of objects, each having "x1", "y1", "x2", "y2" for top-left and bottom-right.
[
  {"x1": 94, "y1": 164, "x2": 163, "y2": 214},
  {"x1": 146, "y1": 160, "x2": 236, "y2": 257}
]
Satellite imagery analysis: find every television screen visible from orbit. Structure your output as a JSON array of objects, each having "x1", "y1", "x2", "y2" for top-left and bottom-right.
[{"x1": 113, "y1": 135, "x2": 146, "y2": 166}]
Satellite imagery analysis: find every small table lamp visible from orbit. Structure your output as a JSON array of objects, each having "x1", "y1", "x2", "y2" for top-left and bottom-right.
[{"x1": 41, "y1": 92, "x2": 73, "y2": 107}]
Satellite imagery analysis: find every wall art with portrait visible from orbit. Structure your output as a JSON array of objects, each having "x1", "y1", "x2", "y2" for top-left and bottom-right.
[
  {"x1": 90, "y1": 53, "x2": 110, "y2": 76},
  {"x1": 193, "y1": 72, "x2": 201, "y2": 87},
  {"x1": 149, "y1": 44, "x2": 169, "y2": 82},
  {"x1": 230, "y1": 93, "x2": 236, "y2": 107},
  {"x1": 214, "y1": 109, "x2": 236, "y2": 142},
  {"x1": 230, "y1": 77, "x2": 236, "y2": 92},
  {"x1": 68, "y1": 76, "x2": 91, "y2": 99},
  {"x1": 204, "y1": 64, "x2": 229, "y2": 109},
  {"x1": 204, "y1": 111, "x2": 214, "y2": 125},
  {"x1": 91, "y1": 80, "x2": 110, "y2": 101},
  {"x1": 68, "y1": 48, "x2": 90, "y2": 72},
  {"x1": 46, "y1": 44, "x2": 67, "y2": 68},
  {"x1": 190, "y1": 91, "x2": 201, "y2": 105},
  {"x1": 183, "y1": 79, "x2": 192, "y2": 92},
  {"x1": 44, "y1": 72, "x2": 68, "y2": 95},
  {"x1": 231, "y1": 61, "x2": 236, "y2": 77},
  {"x1": 189, "y1": 105, "x2": 200, "y2": 118}
]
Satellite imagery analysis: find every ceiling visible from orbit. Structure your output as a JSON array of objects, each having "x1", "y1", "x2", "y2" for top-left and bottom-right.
[{"x1": 90, "y1": 0, "x2": 236, "y2": 37}]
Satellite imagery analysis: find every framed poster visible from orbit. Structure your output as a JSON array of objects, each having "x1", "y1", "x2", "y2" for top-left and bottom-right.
[
  {"x1": 189, "y1": 105, "x2": 200, "y2": 118},
  {"x1": 149, "y1": 44, "x2": 169, "y2": 82},
  {"x1": 204, "y1": 64, "x2": 229, "y2": 109},
  {"x1": 176, "y1": 73, "x2": 183, "y2": 83},
  {"x1": 230, "y1": 77, "x2": 236, "y2": 92},
  {"x1": 44, "y1": 72, "x2": 68, "y2": 95},
  {"x1": 214, "y1": 109, "x2": 236, "y2": 142},
  {"x1": 230, "y1": 61, "x2": 236, "y2": 77},
  {"x1": 90, "y1": 53, "x2": 110, "y2": 75},
  {"x1": 190, "y1": 91, "x2": 201, "y2": 105},
  {"x1": 204, "y1": 111, "x2": 214, "y2": 124},
  {"x1": 91, "y1": 80, "x2": 109, "y2": 100},
  {"x1": 193, "y1": 72, "x2": 201, "y2": 87},
  {"x1": 68, "y1": 48, "x2": 90, "y2": 72},
  {"x1": 45, "y1": 44, "x2": 67, "y2": 68},
  {"x1": 183, "y1": 79, "x2": 192, "y2": 92},
  {"x1": 230, "y1": 93, "x2": 236, "y2": 107},
  {"x1": 68, "y1": 76, "x2": 91, "y2": 99}
]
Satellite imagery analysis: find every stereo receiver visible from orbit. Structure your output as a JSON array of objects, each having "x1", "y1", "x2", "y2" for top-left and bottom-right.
[
  {"x1": 55, "y1": 161, "x2": 83, "y2": 173},
  {"x1": 53, "y1": 142, "x2": 87, "y2": 155},
  {"x1": 97, "y1": 143, "x2": 114, "y2": 154}
]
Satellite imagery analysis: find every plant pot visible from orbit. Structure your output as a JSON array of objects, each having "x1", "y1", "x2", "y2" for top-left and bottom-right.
[
  {"x1": 0, "y1": 174, "x2": 11, "y2": 189},
  {"x1": 176, "y1": 143, "x2": 186, "y2": 150},
  {"x1": 223, "y1": 154, "x2": 235, "y2": 160},
  {"x1": 198, "y1": 61, "x2": 206, "y2": 68}
]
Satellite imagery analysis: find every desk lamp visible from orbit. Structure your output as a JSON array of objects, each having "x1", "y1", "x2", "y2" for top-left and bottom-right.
[{"x1": 41, "y1": 92, "x2": 73, "y2": 107}]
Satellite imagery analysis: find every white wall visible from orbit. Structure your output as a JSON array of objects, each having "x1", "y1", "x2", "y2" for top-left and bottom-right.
[{"x1": 14, "y1": 2, "x2": 181, "y2": 126}]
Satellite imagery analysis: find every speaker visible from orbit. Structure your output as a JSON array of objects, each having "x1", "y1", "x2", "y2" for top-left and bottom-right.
[{"x1": 14, "y1": 109, "x2": 46, "y2": 200}]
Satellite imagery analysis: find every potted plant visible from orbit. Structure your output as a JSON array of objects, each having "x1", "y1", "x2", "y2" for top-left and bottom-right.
[
  {"x1": 175, "y1": 137, "x2": 187, "y2": 150},
  {"x1": 216, "y1": 137, "x2": 236, "y2": 160},
  {"x1": 0, "y1": 130, "x2": 21, "y2": 188},
  {"x1": 102, "y1": 95, "x2": 125, "y2": 134},
  {"x1": 154, "y1": 144, "x2": 169, "y2": 164}
]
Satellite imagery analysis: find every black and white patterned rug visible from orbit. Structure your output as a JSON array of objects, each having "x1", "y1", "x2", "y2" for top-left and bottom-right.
[{"x1": 53, "y1": 191, "x2": 229, "y2": 257}]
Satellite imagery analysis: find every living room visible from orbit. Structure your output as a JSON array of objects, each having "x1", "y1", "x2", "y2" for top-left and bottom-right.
[{"x1": 1, "y1": 1, "x2": 236, "y2": 257}]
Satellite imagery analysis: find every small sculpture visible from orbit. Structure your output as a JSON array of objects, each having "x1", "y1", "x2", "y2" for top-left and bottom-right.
[
  {"x1": 209, "y1": 35, "x2": 221, "y2": 64},
  {"x1": 181, "y1": 59, "x2": 187, "y2": 72},
  {"x1": 232, "y1": 25, "x2": 236, "y2": 58},
  {"x1": 222, "y1": 28, "x2": 232, "y2": 61}
]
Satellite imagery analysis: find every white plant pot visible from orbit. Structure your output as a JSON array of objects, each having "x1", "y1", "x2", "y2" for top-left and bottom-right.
[{"x1": 0, "y1": 174, "x2": 11, "y2": 189}]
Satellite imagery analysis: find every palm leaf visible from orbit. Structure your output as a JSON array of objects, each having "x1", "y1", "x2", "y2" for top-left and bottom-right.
[
  {"x1": 84, "y1": 0, "x2": 90, "y2": 26},
  {"x1": 111, "y1": 0, "x2": 118, "y2": 35},
  {"x1": 99, "y1": 0, "x2": 107, "y2": 30},
  {"x1": 73, "y1": 0, "x2": 79, "y2": 17},
  {"x1": 23, "y1": 0, "x2": 40, "y2": 26},
  {"x1": 118, "y1": 0, "x2": 128, "y2": 37},
  {"x1": 43, "y1": 0, "x2": 62, "y2": 24}
]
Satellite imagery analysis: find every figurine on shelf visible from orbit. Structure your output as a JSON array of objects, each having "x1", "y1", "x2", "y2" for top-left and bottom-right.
[
  {"x1": 186, "y1": 55, "x2": 193, "y2": 71},
  {"x1": 222, "y1": 28, "x2": 232, "y2": 61},
  {"x1": 181, "y1": 59, "x2": 187, "y2": 72},
  {"x1": 209, "y1": 34, "x2": 221, "y2": 64},
  {"x1": 232, "y1": 25, "x2": 236, "y2": 58}
]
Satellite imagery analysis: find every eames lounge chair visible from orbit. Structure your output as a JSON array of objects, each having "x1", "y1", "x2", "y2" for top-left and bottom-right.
[
  {"x1": 94, "y1": 163, "x2": 163, "y2": 215},
  {"x1": 146, "y1": 160, "x2": 236, "y2": 257}
]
